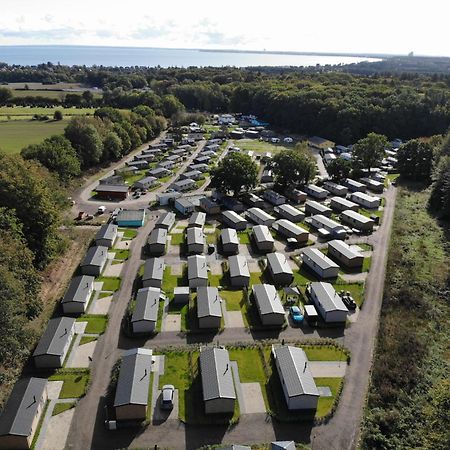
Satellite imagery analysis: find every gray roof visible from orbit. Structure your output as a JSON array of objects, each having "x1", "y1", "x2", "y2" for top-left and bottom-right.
[
  {"x1": 305, "y1": 184, "x2": 327, "y2": 194},
  {"x1": 228, "y1": 255, "x2": 250, "y2": 279},
  {"x1": 252, "y1": 284, "x2": 284, "y2": 315},
  {"x1": 61, "y1": 275, "x2": 94, "y2": 304},
  {"x1": 247, "y1": 207, "x2": 275, "y2": 223},
  {"x1": 131, "y1": 287, "x2": 160, "y2": 323},
  {"x1": 116, "y1": 209, "x2": 145, "y2": 222},
  {"x1": 81, "y1": 245, "x2": 108, "y2": 268},
  {"x1": 271, "y1": 442, "x2": 296, "y2": 450},
  {"x1": 267, "y1": 252, "x2": 293, "y2": 276},
  {"x1": 273, "y1": 346, "x2": 319, "y2": 398},
  {"x1": 155, "y1": 212, "x2": 176, "y2": 228},
  {"x1": 200, "y1": 347, "x2": 236, "y2": 401},
  {"x1": 276, "y1": 203, "x2": 303, "y2": 219},
  {"x1": 341, "y1": 209, "x2": 373, "y2": 224},
  {"x1": 301, "y1": 247, "x2": 339, "y2": 271},
  {"x1": 147, "y1": 228, "x2": 167, "y2": 246},
  {"x1": 345, "y1": 178, "x2": 365, "y2": 188},
  {"x1": 222, "y1": 210, "x2": 246, "y2": 225},
  {"x1": 311, "y1": 214, "x2": 344, "y2": 231},
  {"x1": 324, "y1": 181, "x2": 347, "y2": 192},
  {"x1": 95, "y1": 223, "x2": 118, "y2": 242},
  {"x1": 114, "y1": 348, "x2": 153, "y2": 407},
  {"x1": 187, "y1": 227, "x2": 204, "y2": 246},
  {"x1": 173, "y1": 178, "x2": 195, "y2": 188},
  {"x1": 176, "y1": 197, "x2": 195, "y2": 209},
  {"x1": 94, "y1": 184, "x2": 129, "y2": 193},
  {"x1": 330, "y1": 196, "x2": 358, "y2": 209},
  {"x1": 148, "y1": 167, "x2": 170, "y2": 176},
  {"x1": 188, "y1": 211, "x2": 206, "y2": 227},
  {"x1": 142, "y1": 258, "x2": 165, "y2": 283},
  {"x1": 188, "y1": 255, "x2": 208, "y2": 280},
  {"x1": 275, "y1": 219, "x2": 308, "y2": 237},
  {"x1": 0, "y1": 377, "x2": 48, "y2": 438},
  {"x1": 328, "y1": 240, "x2": 363, "y2": 260},
  {"x1": 253, "y1": 225, "x2": 274, "y2": 243},
  {"x1": 134, "y1": 176, "x2": 157, "y2": 186},
  {"x1": 305, "y1": 200, "x2": 330, "y2": 213},
  {"x1": 349, "y1": 191, "x2": 381, "y2": 204},
  {"x1": 310, "y1": 282, "x2": 348, "y2": 313},
  {"x1": 183, "y1": 170, "x2": 202, "y2": 178},
  {"x1": 221, "y1": 228, "x2": 239, "y2": 246},
  {"x1": 196, "y1": 287, "x2": 222, "y2": 318},
  {"x1": 33, "y1": 317, "x2": 75, "y2": 357}
]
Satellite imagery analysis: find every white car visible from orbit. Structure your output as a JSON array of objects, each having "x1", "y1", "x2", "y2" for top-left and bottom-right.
[
  {"x1": 97, "y1": 206, "x2": 106, "y2": 214},
  {"x1": 271, "y1": 137, "x2": 280, "y2": 143},
  {"x1": 161, "y1": 384, "x2": 175, "y2": 410}
]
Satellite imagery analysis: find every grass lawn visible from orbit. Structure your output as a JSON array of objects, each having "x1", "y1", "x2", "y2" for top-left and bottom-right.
[
  {"x1": 362, "y1": 256, "x2": 372, "y2": 272},
  {"x1": 96, "y1": 276, "x2": 121, "y2": 292},
  {"x1": 0, "y1": 119, "x2": 69, "y2": 154},
  {"x1": 356, "y1": 243, "x2": 373, "y2": 251},
  {"x1": 52, "y1": 402, "x2": 76, "y2": 416},
  {"x1": 206, "y1": 230, "x2": 219, "y2": 244},
  {"x1": 155, "y1": 301, "x2": 165, "y2": 332},
  {"x1": 238, "y1": 230, "x2": 251, "y2": 244},
  {"x1": 332, "y1": 283, "x2": 365, "y2": 307},
  {"x1": 49, "y1": 369, "x2": 90, "y2": 399},
  {"x1": 249, "y1": 271, "x2": 265, "y2": 286},
  {"x1": 314, "y1": 377, "x2": 343, "y2": 418},
  {"x1": 292, "y1": 264, "x2": 320, "y2": 285},
  {"x1": 119, "y1": 228, "x2": 138, "y2": 240},
  {"x1": 170, "y1": 233, "x2": 184, "y2": 245},
  {"x1": 302, "y1": 345, "x2": 348, "y2": 361},
  {"x1": 79, "y1": 336, "x2": 98, "y2": 346},
  {"x1": 385, "y1": 173, "x2": 400, "y2": 186},
  {"x1": 112, "y1": 249, "x2": 130, "y2": 260},
  {"x1": 76, "y1": 314, "x2": 108, "y2": 334},
  {"x1": 97, "y1": 292, "x2": 112, "y2": 299},
  {"x1": 208, "y1": 272, "x2": 226, "y2": 287},
  {"x1": 220, "y1": 290, "x2": 244, "y2": 311},
  {"x1": 237, "y1": 139, "x2": 291, "y2": 155},
  {"x1": 0, "y1": 106, "x2": 95, "y2": 116},
  {"x1": 162, "y1": 266, "x2": 187, "y2": 293}
]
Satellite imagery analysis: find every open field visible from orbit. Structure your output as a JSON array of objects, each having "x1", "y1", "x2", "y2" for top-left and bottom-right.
[
  {"x1": 0, "y1": 106, "x2": 95, "y2": 117},
  {"x1": 236, "y1": 138, "x2": 292, "y2": 154}
]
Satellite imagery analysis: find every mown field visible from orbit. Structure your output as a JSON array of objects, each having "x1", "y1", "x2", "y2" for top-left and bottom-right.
[
  {"x1": 361, "y1": 182, "x2": 450, "y2": 449},
  {"x1": 235, "y1": 138, "x2": 292, "y2": 154}
]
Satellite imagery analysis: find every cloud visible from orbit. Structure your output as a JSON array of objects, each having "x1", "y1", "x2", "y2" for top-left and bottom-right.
[{"x1": 0, "y1": 27, "x2": 81, "y2": 41}]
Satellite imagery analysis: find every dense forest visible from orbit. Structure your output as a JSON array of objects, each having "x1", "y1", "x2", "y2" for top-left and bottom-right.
[{"x1": 1, "y1": 64, "x2": 450, "y2": 144}]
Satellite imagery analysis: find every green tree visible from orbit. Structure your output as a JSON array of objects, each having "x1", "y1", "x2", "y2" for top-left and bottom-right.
[
  {"x1": 352, "y1": 132, "x2": 389, "y2": 172},
  {"x1": 272, "y1": 144, "x2": 316, "y2": 188},
  {"x1": 102, "y1": 132, "x2": 123, "y2": 161},
  {"x1": 327, "y1": 158, "x2": 353, "y2": 181},
  {"x1": 0, "y1": 87, "x2": 12, "y2": 104},
  {"x1": 397, "y1": 139, "x2": 434, "y2": 181},
  {"x1": 161, "y1": 94, "x2": 185, "y2": 117},
  {"x1": 21, "y1": 135, "x2": 81, "y2": 181},
  {"x1": 53, "y1": 110, "x2": 63, "y2": 121},
  {"x1": 211, "y1": 152, "x2": 258, "y2": 196}
]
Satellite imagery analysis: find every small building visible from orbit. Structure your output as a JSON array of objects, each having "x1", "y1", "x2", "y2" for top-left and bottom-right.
[
  {"x1": 155, "y1": 212, "x2": 176, "y2": 231},
  {"x1": 274, "y1": 219, "x2": 309, "y2": 243},
  {"x1": 189, "y1": 163, "x2": 209, "y2": 173},
  {"x1": 199, "y1": 347, "x2": 236, "y2": 414},
  {"x1": 228, "y1": 254, "x2": 250, "y2": 287},
  {"x1": 348, "y1": 192, "x2": 381, "y2": 209},
  {"x1": 199, "y1": 197, "x2": 221, "y2": 215},
  {"x1": 172, "y1": 178, "x2": 195, "y2": 192},
  {"x1": 305, "y1": 200, "x2": 332, "y2": 217},
  {"x1": 133, "y1": 176, "x2": 157, "y2": 191},
  {"x1": 188, "y1": 211, "x2": 206, "y2": 228},
  {"x1": 247, "y1": 207, "x2": 276, "y2": 227},
  {"x1": 186, "y1": 227, "x2": 205, "y2": 254},
  {"x1": 266, "y1": 252, "x2": 294, "y2": 285},
  {"x1": 173, "y1": 287, "x2": 190, "y2": 305},
  {"x1": 194, "y1": 155, "x2": 210, "y2": 164},
  {"x1": 146, "y1": 228, "x2": 168, "y2": 256},
  {"x1": 156, "y1": 191, "x2": 182, "y2": 206},
  {"x1": 221, "y1": 210, "x2": 247, "y2": 231},
  {"x1": 323, "y1": 181, "x2": 348, "y2": 197},
  {"x1": 158, "y1": 160, "x2": 176, "y2": 170},
  {"x1": 263, "y1": 190, "x2": 286, "y2": 206},
  {"x1": 188, "y1": 255, "x2": 208, "y2": 288},
  {"x1": 344, "y1": 178, "x2": 367, "y2": 193},
  {"x1": 220, "y1": 196, "x2": 245, "y2": 213},
  {"x1": 310, "y1": 214, "x2": 347, "y2": 240},
  {"x1": 360, "y1": 177, "x2": 384, "y2": 193},
  {"x1": 80, "y1": 245, "x2": 108, "y2": 276},
  {"x1": 261, "y1": 169, "x2": 274, "y2": 183},
  {"x1": 242, "y1": 193, "x2": 265, "y2": 208},
  {"x1": 340, "y1": 210, "x2": 375, "y2": 232},
  {"x1": 181, "y1": 170, "x2": 202, "y2": 181},
  {"x1": 114, "y1": 348, "x2": 153, "y2": 421},
  {"x1": 272, "y1": 346, "x2": 319, "y2": 411},
  {"x1": 196, "y1": 287, "x2": 222, "y2": 329},
  {"x1": 147, "y1": 167, "x2": 171, "y2": 178},
  {"x1": 274, "y1": 204, "x2": 305, "y2": 223},
  {"x1": 220, "y1": 228, "x2": 239, "y2": 254},
  {"x1": 61, "y1": 275, "x2": 95, "y2": 314},
  {"x1": 0, "y1": 378, "x2": 48, "y2": 450},
  {"x1": 142, "y1": 257, "x2": 165, "y2": 289},
  {"x1": 308, "y1": 282, "x2": 348, "y2": 323},
  {"x1": 116, "y1": 209, "x2": 146, "y2": 227},
  {"x1": 284, "y1": 188, "x2": 307, "y2": 203},
  {"x1": 252, "y1": 225, "x2": 274, "y2": 252},
  {"x1": 33, "y1": 317, "x2": 75, "y2": 368},
  {"x1": 330, "y1": 196, "x2": 359, "y2": 213},
  {"x1": 252, "y1": 284, "x2": 285, "y2": 326},
  {"x1": 300, "y1": 247, "x2": 340, "y2": 279},
  {"x1": 328, "y1": 240, "x2": 364, "y2": 268},
  {"x1": 304, "y1": 184, "x2": 328, "y2": 200},
  {"x1": 131, "y1": 287, "x2": 160, "y2": 334},
  {"x1": 93, "y1": 184, "x2": 129, "y2": 200},
  {"x1": 174, "y1": 197, "x2": 195, "y2": 216},
  {"x1": 95, "y1": 223, "x2": 118, "y2": 248},
  {"x1": 308, "y1": 136, "x2": 335, "y2": 150},
  {"x1": 128, "y1": 160, "x2": 149, "y2": 170}
]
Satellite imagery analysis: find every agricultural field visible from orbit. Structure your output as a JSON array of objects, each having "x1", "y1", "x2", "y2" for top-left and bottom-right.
[{"x1": 235, "y1": 138, "x2": 293, "y2": 155}]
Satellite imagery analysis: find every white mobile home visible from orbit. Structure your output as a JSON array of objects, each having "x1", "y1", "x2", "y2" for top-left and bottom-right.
[
  {"x1": 95, "y1": 223, "x2": 118, "y2": 248},
  {"x1": 328, "y1": 240, "x2": 364, "y2": 268},
  {"x1": 146, "y1": 228, "x2": 167, "y2": 256},
  {"x1": 61, "y1": 275, "x2": 95, "y2": 314},
  {"x1": 221, "y1": 210, "x2": 247, "y2": 231},
  {"x1": 188, "y1": 211, "x2": 206, "y2": 228},
  {"x1": 304, "y1": 184, "x2": 328, "y2": 200},
  {"x1": 247, "y1": 207, "x2": 276, "y2": 226},
  {"x1": 263, "y1": 190, "x2": 286, "y2": 206},
  {"x1": 348, "y1": 192, "x2": 381, "y2": 209},
  {"x1": 155, "y1": 212, "x2": 176, "y2": 231},
  {"x1": 305, "y1": 200, "x2": 332, "y2": 217},
  {"x1": 340, "y1": 210, "x2": 375, "y2": 232},
  {"x1": 252, "y1": 225, "x2": 275, "y2": 253},
  {"x1": 310, "y1": 215, "x2": 347, "y2": 240},
  {"x1": 360, "y1": 177, "x2": 384, "y2": 194},
  {"x1": 196, "y1": 287, "x2": 222, "y2": 329},
  {"x1": 142, "y1": 257, "x2": 165, "y2": 289},
  {"x1": 186, "y1": 227, "x2": 205, "y2": 254},
  {"x1": 228, "y1": 254, "x2": 250, "y2": 287},
  {"x1": 131, "y1": 287, "x2": 160, "y2": 334},
  {"x1": 188, "y1": 255, "x2": 208, "y2": 288},
  {"x1": 220, "y1": 228, "x2": 239, "y2": 254},
  {"x1": 80, "y1": 246, "x2": 108, "y2": 276},
  {"x1": 252, "y1": 284, "x2": 285, "y2": 326},
  {"x1": 274, "y1": 219, "x2": 309, "y2": 243},
  {"x1": 323, "y1": 181, "x2": 348, "y2": 197},
  {"x1": 274, "y1": 204, "x2": 305, "y2": 223},
  {"x1": 174, "y1": 197, "x2": 195, "y2": 216},
  {"x1": 266, "y1": 252, "x2": 294, "y2": 285},
  {"x1": 344, "y1": 178, "x2": 366, "y2": 193},
  {"x1": 330, "y1": 196, "x2": 359, "y2": 213},
  {"x1": 300, "y1": 247, "x2": 340, "y2": 279},
  {"x1": 308, "y1": 282, "x2": 348, "y2": 323}
]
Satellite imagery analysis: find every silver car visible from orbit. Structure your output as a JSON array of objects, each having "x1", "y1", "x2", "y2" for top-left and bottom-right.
[{"x1": 161, "y1": 384, "x2": 175, "y2": 410}]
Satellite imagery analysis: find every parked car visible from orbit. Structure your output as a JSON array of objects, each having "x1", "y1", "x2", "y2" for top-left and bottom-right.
[
  {"x1": 339, "y1": 291, "x2": 357, "y2": 310},
  {"x1": 161, "y1": 384, "x2": 175, "y2": 410},
  {"x1": 289, "y1": 306, "x2": 304, "y2": 325},
  {"x1": 98, "y1": 205, "x2": 106, "y2": 214}
]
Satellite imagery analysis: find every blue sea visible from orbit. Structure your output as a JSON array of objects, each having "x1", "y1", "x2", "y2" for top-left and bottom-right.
[{"x1": 0, "y1": 45, "x2": 380, "y2": 68}]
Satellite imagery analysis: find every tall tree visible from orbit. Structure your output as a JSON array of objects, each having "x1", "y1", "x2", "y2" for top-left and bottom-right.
[
  {"x1": 211, "y1": 153, "x2": 258, "y2": 196},
  {"x1": 397, "y1": 139, "x2": 434, "y2": 181},
  {"x1": 352, "y1": 132, "x2": 389, "y2": 172},
  {"x1": 102, "y1": 132, "x2": 123, "y2": 161},
  {"x1": 327, "y1": 158, "x2": 353, "y2": 181}
]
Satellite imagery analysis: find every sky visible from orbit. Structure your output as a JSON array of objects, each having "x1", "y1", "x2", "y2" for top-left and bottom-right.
[{"x1": 0, "y1": 0, "x2": 449, "y2": 56}]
